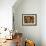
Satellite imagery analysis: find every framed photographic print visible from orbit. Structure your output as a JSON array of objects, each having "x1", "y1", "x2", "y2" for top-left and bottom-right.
[{"x1": 22, "y1": 14, "x2": 37, "y2": 26}]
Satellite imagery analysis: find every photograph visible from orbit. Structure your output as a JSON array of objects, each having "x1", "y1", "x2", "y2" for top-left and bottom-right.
[{"x1": 22, "y1": 14, "x2": 37, "y2": 26}]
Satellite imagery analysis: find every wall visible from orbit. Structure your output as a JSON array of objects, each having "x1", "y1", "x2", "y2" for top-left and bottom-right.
[
  {"x1": 0, "y1": 0, "x2": 46, "y2": 46},
  {"x1": 41, "y1": 0, "x2": 46, "y2": 46},
  {"x1": 13, "y1": 0, "x2": 41, "y2": 46},
  {"x1": 0, "y1": 0, "x2": 16, "y2": 30},
  {"x1": 0, "y1": 0, "x2": 16, "y2": 38}
]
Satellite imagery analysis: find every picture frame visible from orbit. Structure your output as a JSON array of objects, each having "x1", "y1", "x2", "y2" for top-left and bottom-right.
[{"x1": 22, "y1": 14, "x2": 37, "y2": 26}]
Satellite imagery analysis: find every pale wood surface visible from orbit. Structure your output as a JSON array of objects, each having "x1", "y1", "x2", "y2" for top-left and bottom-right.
[{"x1": 0, "y1": 39, "x2": 16, "y2": 46}]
